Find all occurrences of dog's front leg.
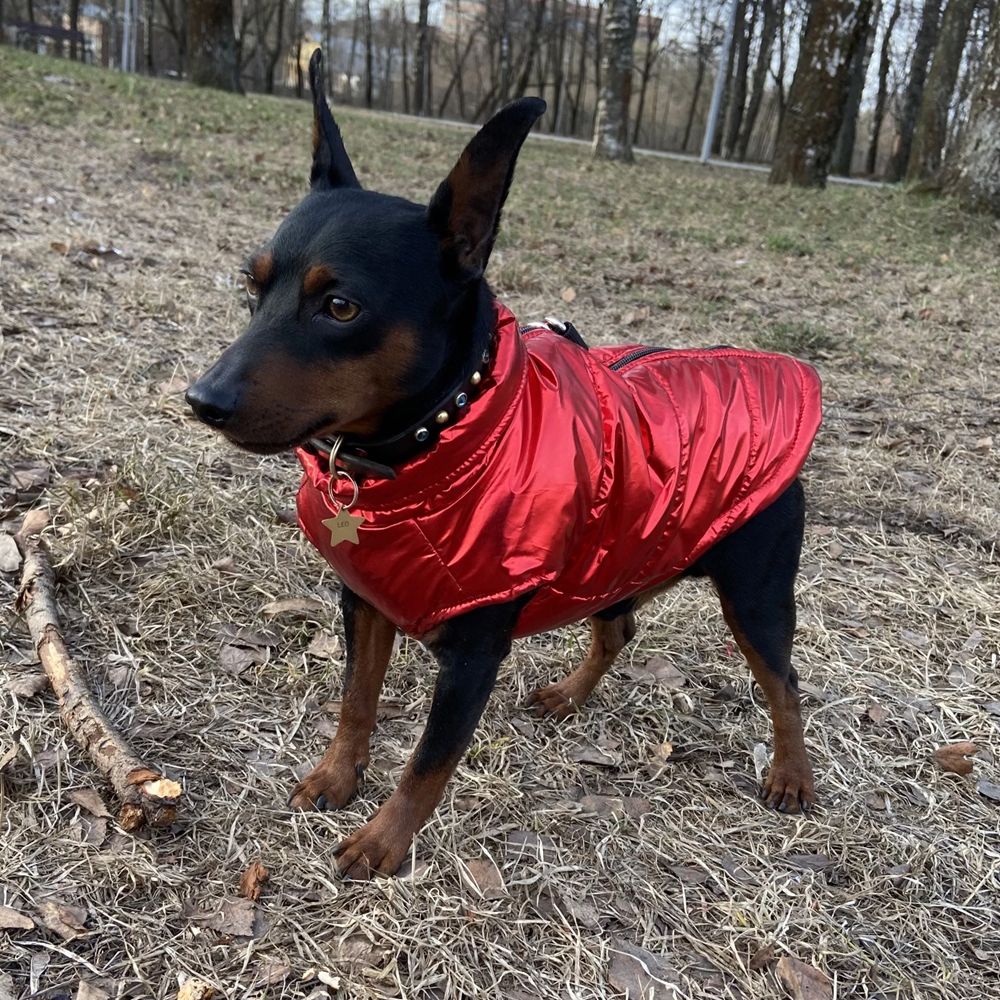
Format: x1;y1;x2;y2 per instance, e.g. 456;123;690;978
333;598;525;880
290;586;396;811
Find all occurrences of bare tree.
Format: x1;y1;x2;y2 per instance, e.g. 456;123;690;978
769;0;874;187
414;0;430;114
593;0;638;160
886;0;943;181
681;2;717;153
866;0;901;174
942;1;1000;212
734;0;779;160
831;1;879;175
188;0;241;90
907;0;979;182
722;0;757;158
363;0;373;106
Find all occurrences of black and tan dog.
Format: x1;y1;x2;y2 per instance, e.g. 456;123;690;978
187;51;820;879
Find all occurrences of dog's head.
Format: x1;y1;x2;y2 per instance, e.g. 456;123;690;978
186;50;545;453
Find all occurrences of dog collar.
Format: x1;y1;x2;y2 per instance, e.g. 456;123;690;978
308;345;493;481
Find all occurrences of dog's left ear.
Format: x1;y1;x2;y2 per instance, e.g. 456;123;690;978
428;97;546;279
309;49;361;190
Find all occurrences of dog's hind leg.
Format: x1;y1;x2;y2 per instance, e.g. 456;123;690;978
290;586;396;812
694;480;816;813
527;602;637;721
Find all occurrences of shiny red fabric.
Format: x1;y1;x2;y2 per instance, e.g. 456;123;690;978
296;303;822;638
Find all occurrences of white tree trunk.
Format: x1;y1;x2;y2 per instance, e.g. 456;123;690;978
593;0;638;162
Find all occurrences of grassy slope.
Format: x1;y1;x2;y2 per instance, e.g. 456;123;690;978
1;47;999;1000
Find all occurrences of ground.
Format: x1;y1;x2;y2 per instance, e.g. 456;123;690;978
1;48;999;1000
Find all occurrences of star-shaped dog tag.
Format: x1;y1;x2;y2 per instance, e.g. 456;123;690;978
322;510;364;546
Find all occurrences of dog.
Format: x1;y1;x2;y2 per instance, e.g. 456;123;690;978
186;50;822;880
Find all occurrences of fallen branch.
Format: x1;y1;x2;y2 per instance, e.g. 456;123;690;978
12;510;181;831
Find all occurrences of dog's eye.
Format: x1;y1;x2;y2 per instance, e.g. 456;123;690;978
327;297;360;323
241;272;260;314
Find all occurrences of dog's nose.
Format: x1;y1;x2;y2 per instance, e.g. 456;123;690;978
185;382;235;429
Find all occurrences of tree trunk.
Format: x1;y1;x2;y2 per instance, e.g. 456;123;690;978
363;0;373;108
550;0;569;134
632;0;659;145
769;0;873;187
735;0;779;161
907;0;978;183
414;0;430;114
722;0;757;158
322;0;332;92
143;0;154;71
514;0;547;99
712;1;742;156
866;0;901;175
570;1;591;135
682;51;707;152
942;3;1000;214
885;0;943;181
830;1;878;176
69;0;82;58
264;0;285;93
591;0;604;130
400;0;410;114
187;0;240;91
592;0;638;160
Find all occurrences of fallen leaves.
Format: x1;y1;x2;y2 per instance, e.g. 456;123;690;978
7;671;48;698
622;656;686;688
608;940;679;998
978;779;1000;803
259;596;326;619
560;286;576;303
460;856;505;898
177;980;217;1000
776;956;831;1000
36;899;88;941
0;534;20;572
569;743;621;767
239;860;270;901
68;787;112;818
933;741;978;776
0;905;34;931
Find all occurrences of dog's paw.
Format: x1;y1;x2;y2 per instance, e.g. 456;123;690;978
526;681;581;721
761;761;816;814
289;756;363;812
333;807;414;880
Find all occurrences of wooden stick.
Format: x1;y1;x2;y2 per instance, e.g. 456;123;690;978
13;511;181;831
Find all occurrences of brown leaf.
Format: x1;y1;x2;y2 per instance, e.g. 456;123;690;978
608;940;679;998
177;980;217;1000
50;240;70;254
19;508;50;536
668;865;709;885
0;534;20;573
239;860;270;901
210;556;238;574
76;981;111;1000
785;853;833;872
933;741;978;776
579;794;650;819
776;956;831;1000
749;943;775;971
560;286;576;303
461;857;505;898
0;734;20;773
10;463;50;489
865;703;888;724
306;630;341;659
259;596;327;619
506;830;559;860
0;905;34;931
623;657;685;688
68;787;112;818
255;961;291;986
569;743;621;767
219;643;265;676
978;779;1000;802
204;896;265;938
8;672;48;698
36;899;88;941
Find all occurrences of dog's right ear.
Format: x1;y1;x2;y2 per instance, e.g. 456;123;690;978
308;49;360;190
427;97;545;280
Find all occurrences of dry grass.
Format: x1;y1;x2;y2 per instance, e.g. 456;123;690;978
2;48;999;1000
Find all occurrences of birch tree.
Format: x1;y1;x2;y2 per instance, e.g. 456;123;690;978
943;2;1000;213
593;0;639;161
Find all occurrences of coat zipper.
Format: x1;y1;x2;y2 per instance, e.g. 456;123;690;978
608;346;671;371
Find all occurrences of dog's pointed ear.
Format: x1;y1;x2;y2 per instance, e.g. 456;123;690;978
427;97;545;279
309;49;361;190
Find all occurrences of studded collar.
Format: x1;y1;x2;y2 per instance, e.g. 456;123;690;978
307;344;493;481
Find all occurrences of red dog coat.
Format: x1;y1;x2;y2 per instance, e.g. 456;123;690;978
296;303;822;638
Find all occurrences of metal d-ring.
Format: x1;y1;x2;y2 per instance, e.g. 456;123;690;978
324;434;360;511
